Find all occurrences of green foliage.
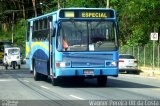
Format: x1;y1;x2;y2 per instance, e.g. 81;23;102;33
128;25;145;46
115;0;160;46
65;0;88;7
0;30;12;41
13;19;26;55
0;19;26;56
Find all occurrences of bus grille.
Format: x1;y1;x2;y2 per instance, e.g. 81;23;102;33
63;53;114;68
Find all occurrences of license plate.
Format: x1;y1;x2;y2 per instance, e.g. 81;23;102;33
83;70;94;75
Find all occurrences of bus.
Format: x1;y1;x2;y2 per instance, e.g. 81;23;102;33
0;41;12;63
26;8;119;86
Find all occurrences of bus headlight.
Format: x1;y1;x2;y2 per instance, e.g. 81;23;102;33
110;62;117;66
105;61;118;67
56;62;71;68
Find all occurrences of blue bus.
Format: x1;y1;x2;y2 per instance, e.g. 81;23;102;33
26;8;119;86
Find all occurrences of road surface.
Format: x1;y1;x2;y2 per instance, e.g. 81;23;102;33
0;65;160;106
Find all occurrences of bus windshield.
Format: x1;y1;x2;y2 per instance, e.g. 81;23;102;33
57;21;118;51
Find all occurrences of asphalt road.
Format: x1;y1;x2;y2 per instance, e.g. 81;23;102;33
0;65;160;106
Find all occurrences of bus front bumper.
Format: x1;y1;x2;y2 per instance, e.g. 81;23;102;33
54;68;118;78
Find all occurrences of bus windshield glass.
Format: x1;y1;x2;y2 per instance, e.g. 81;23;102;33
57;21;118;51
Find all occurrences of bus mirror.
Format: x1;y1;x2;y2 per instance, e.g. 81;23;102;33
4;53;7;56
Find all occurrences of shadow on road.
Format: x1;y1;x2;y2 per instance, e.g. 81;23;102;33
107;78;159;88
51;77;159;89
0;68;159;89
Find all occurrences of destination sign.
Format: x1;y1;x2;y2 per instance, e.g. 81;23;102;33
81;12;107;18
59;9;114;18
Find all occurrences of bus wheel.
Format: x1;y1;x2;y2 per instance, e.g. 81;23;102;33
33;65;40;81
97;76;107;87
51;77;59;86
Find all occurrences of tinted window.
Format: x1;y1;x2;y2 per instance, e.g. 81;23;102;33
32;16;52;41
57;21;118;51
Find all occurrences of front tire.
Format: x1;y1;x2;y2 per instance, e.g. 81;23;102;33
33;65;40;81
51;77;59;86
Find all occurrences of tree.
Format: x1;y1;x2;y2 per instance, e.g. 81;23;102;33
114;0;160;46
32;0;37;17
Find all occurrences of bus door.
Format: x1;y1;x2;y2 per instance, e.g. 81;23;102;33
27;21;33;71
49;14;57;76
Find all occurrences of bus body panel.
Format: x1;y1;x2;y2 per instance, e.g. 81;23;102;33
54;51;118;77
63;53;114;67
27;41;49;75
26;12;58;73
55;68;118;77
26;8;119;85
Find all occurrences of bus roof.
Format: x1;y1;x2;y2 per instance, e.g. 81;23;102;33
27;8;116;22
